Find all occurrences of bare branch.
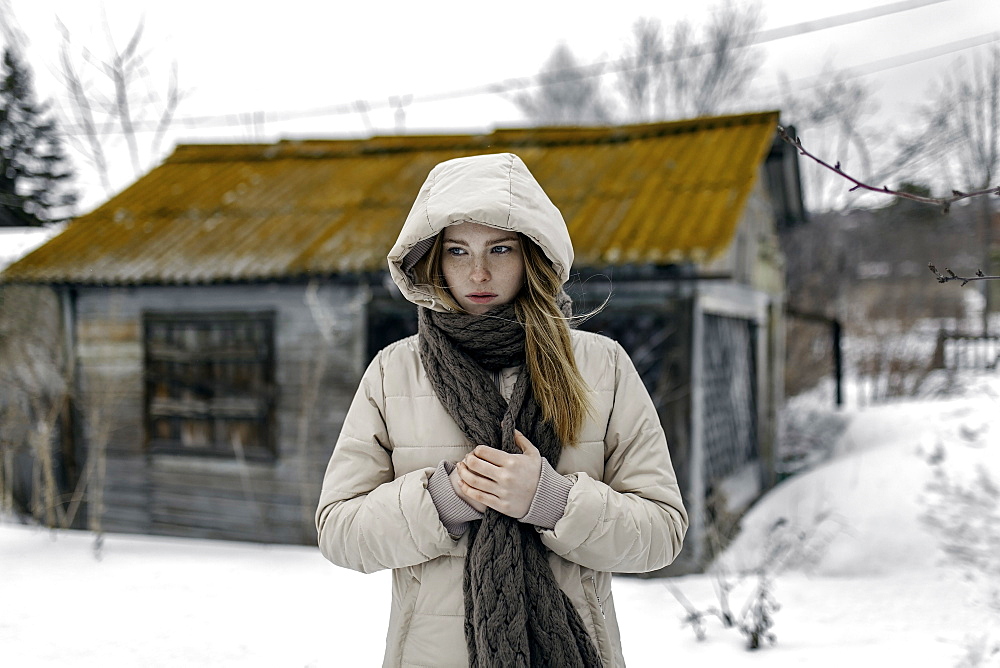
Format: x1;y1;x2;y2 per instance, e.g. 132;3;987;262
151;61;180;156
777;125;1000;212
55;13;180;192
106;20;145;176
0;0;28;54
56;19;113;195
928;263;1000;286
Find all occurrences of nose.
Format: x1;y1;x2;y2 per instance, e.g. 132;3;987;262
470;259;490;283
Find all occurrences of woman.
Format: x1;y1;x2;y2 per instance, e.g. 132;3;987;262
316;152;688;667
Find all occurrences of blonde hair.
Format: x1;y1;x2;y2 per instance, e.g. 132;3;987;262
412;231;591;446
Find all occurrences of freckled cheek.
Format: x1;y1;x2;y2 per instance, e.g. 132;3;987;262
505;262;526;292
440;261;463;289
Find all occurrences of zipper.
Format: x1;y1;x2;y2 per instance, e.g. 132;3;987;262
587;576;605;618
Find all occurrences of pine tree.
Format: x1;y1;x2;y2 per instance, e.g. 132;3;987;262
0;47;77;227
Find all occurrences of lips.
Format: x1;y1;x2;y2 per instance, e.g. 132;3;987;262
466;293;497;304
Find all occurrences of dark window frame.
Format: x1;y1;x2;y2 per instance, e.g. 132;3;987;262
142;311;277;462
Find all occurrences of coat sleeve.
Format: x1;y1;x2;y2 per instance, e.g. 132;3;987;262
315;351;464;574
538;341;689;572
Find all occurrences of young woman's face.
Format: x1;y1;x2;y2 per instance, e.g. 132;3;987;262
440;222;526;315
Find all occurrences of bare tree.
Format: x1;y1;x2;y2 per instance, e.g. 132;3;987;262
662;1;763;119
616;18;669;123
512;43;614;126
928;47;1000;333
56;16;181;198
0;0;26;55
519;2;762;127
933;47;1000;202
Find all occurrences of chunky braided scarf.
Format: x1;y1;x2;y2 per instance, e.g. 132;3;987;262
418;301;601;668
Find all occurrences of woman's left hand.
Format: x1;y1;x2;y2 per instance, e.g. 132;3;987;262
454;430;541;519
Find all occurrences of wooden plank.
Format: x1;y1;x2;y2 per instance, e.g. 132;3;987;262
101;505;152;530
150;477;305;507
151;490;306;520
149;520;307;545
149;500;312;543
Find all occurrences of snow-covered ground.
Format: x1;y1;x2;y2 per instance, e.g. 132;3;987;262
3;370;999;667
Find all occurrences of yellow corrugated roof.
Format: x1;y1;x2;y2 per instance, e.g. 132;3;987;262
1;111;779;285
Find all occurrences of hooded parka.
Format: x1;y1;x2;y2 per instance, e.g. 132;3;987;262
316;153;688;667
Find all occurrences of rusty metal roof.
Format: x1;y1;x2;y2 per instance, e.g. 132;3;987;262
1;111;780;285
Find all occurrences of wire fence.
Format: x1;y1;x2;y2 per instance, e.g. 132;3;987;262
701;314;758;484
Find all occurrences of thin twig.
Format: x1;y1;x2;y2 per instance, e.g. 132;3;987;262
776;125;1000;213
928;263;1000;286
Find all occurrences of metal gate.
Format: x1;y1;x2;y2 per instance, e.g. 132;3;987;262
701;313;757;483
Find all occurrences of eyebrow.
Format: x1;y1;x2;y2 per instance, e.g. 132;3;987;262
443;235;520;246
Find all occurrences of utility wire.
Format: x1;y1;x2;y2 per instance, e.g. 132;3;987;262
55;0;981;136
759;31;1000;95
750;0;948;44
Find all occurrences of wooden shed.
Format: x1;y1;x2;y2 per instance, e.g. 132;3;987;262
1;111;801;570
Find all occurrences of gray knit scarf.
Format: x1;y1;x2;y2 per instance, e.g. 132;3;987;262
418;300;601;668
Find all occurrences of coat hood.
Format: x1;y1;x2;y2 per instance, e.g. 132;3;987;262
387;152;573;312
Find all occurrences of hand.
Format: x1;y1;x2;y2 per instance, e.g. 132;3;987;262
449;465;487;513
453;430;541;519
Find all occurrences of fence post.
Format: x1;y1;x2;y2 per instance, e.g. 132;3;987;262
833;319;843;407
932;327;946;370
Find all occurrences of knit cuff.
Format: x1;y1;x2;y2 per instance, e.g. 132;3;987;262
427;460;483;536
518;458;573;530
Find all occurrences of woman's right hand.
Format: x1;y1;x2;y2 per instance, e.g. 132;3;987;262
449;464;488;513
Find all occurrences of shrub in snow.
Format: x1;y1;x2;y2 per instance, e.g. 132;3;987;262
923;461;1000;610
668;512;839;650
737;573;778;650
668;567;779;650
922;442;1000;667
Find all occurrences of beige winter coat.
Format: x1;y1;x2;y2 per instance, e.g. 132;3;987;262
316;153;688;667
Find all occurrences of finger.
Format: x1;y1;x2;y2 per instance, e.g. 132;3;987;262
456;473;499;509
462;453;502;481
513;430;539;455
457;461;499;495
470;444;512;467
455;475;490;505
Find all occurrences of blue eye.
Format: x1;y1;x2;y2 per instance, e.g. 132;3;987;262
446;247;466;256
492;246;511;254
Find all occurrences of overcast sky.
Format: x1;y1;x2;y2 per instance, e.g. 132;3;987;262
5;0;999;210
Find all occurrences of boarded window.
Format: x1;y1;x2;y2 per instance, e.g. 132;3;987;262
143;312;276;460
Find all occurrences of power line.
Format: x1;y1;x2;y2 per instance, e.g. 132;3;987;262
760;31;1000;96
750;0;948;45
55;0;979;136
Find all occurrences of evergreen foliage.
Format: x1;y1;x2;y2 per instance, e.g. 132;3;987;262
0;48;77;226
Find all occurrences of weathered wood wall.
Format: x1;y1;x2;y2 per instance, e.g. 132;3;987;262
74;282;366;545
